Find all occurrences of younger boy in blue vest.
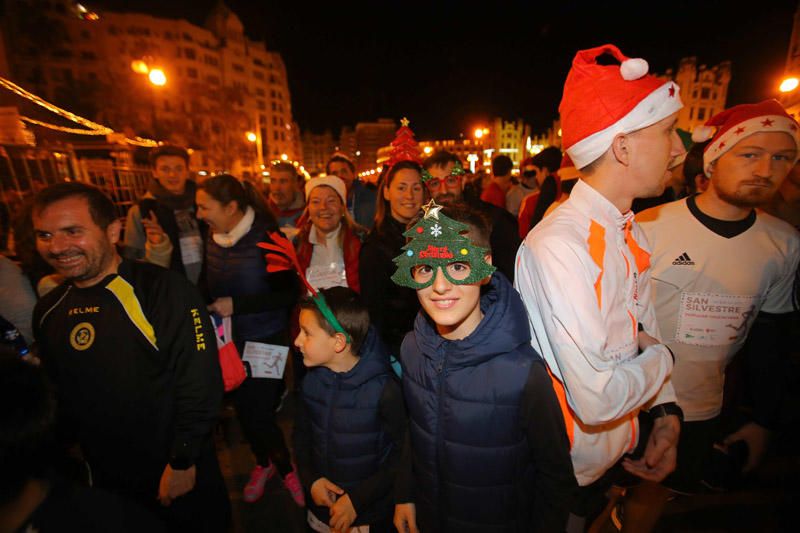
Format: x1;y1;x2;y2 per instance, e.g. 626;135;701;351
392;200;576;532
293;286;406;532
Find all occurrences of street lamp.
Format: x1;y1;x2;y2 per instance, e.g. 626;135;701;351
245;131;257;143
148;68;167;87
780;77;799;93
474;128;484;139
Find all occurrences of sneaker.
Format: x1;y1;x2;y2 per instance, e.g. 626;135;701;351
282;467;306;507
243;462;276;503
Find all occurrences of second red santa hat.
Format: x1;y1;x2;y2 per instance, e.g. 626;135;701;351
559;44;683;170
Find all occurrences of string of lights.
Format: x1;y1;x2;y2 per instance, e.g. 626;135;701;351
0;75;160;147
20;116;108;135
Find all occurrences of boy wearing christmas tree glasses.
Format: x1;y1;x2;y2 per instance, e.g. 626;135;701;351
392;200;575;533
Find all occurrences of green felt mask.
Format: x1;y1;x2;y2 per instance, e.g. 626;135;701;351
391;199;495;289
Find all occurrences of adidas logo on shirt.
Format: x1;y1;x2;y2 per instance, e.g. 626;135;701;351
672;252;695;266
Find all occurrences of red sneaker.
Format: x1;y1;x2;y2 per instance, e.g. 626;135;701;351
243;462;276;503
282;467;306;507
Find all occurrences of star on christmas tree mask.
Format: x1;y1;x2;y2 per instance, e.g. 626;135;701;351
391;199;496;289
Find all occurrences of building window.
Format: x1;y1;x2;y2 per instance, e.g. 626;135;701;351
701;87;710;99
187;68;198;79
713;92;717;99
255;88;265;97
698;108;706;121
206;75;220;84
184;48;196;60
273;116;278;126
204;55;218;66
257;100;266;110
80;51;96;60
274;131;279;141
270;89;276;98
233;63;244;72
281;132;285;141
253;70;264;80
689;108;694;120
693;90;698;99
272;102;277;112
183;33;193;42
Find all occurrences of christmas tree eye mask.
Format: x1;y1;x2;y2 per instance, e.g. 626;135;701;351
391;199;496;289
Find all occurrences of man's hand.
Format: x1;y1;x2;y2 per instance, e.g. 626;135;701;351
329;493;357;532
638;330;661;353
207;297;234;318
143;212;167;245
158;464;196;506
394;503;419;533
723;422;771;472
622;414;680;482
309;477;343;508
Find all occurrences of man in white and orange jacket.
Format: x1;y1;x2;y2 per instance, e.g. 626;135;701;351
515;44;685;529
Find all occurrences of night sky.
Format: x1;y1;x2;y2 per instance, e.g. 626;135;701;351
92;0;799;139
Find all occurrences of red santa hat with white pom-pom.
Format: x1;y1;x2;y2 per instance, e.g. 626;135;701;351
559;44;683;169
690;99;800;176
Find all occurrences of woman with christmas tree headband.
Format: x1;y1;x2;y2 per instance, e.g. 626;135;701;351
360;117;426;358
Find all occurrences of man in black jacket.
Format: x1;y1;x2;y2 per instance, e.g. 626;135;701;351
422;150;520;282
32;182;229;531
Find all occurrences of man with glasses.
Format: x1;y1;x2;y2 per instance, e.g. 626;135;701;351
422;151;520;282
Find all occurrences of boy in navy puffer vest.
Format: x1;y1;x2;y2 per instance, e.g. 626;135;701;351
293;287;406;533
391;201;576;533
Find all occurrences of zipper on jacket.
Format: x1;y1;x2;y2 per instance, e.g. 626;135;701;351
435;344;447;530
326;374;339;477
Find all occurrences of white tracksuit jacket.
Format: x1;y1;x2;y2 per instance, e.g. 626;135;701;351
515;179;676;486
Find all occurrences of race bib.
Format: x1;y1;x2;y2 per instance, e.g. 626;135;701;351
306;262;347;291
242;342;289;379
675;292;760;347
179;234;203;265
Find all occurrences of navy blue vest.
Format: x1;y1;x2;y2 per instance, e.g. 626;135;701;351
301;327;394;524
400;273;538;532
204;213;287;340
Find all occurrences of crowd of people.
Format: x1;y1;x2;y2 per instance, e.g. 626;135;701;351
1;42;800;533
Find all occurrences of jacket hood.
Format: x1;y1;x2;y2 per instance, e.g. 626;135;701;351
311;326;391;389
412;272;532;368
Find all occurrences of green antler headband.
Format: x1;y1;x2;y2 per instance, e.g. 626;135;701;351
420;160;466;183
257;231;352;344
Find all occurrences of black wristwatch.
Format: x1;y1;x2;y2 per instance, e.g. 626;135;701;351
649;402;683;423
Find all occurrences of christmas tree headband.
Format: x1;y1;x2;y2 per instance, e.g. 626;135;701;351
391;199;496;289
386;117;423;170
257;232;352;343
420;160;466;183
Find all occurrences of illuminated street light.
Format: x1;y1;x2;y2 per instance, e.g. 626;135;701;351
474;128;484;139
281;153;288;161
131;60;149;74
245;131;257;142
780;77;799;93
148;68;167;86
423;146;433;154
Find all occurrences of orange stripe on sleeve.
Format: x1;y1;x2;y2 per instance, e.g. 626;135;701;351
587;220;606;310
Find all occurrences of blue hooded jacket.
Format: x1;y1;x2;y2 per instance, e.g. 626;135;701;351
400;272;541;532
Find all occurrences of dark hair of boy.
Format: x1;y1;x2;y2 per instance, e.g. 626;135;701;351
408;201;492;249
32;182;118;230
0;353;57;505
422;150;462;170
298;286;370;355
148;144;190;166
491;155;513;176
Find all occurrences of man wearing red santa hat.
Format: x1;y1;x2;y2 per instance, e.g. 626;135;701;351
633;100;800;530
515;43;685;530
